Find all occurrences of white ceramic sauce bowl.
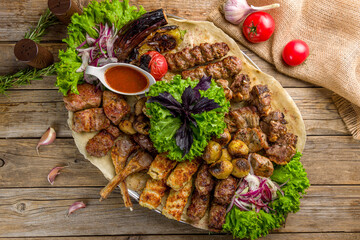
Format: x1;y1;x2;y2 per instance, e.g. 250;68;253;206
85;63;156;95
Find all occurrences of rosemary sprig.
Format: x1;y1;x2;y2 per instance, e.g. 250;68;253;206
24;8;59;43
0;64;56;95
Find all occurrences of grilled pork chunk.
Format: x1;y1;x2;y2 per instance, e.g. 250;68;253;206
260;111;287;142
103;91;130;125
86;130;115;157
224;112;238;133
105;124;121;138
266;133;298;165
72;108;110;133
230;106;260;129
181;56;242;80
186;189;210;222
250;85;272;117
133;133;157;154
63;83;102;112
165;42;230;71
234;128;269;153
230;74;251;102
208;203;227;232
213;175;237;205
249;153;274;178
216;79;233;101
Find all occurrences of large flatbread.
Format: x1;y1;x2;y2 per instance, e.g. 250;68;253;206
68;19;306;230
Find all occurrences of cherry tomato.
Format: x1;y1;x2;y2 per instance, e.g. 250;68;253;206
282;40;309;66
242;12;275;43
144;51;168;81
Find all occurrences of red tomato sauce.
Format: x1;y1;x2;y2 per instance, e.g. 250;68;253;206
105;66;148;93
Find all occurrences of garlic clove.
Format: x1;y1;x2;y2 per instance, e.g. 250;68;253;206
36;127;56;155
67;201;86;216
47;166;67;185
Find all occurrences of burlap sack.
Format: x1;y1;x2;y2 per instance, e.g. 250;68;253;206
209;0;360;139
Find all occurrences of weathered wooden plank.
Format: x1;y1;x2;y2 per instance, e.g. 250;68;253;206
4;233;360;240
0;88;349;138
0;186;358;237
0;136;359;188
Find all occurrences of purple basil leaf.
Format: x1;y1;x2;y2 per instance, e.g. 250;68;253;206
175;119;194;157
188;115;197;128
190;97;221;114
193;75;212;99
148;92;182;117
181;86;197;109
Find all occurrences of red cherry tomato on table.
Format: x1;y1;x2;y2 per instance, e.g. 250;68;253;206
242;12;275;43
282;40;310;66
143;51;168;81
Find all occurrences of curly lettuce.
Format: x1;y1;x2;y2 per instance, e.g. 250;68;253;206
223;152;310;240
146;75;229;161
55;0;146;95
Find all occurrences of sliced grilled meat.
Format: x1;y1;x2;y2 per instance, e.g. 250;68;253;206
103;91;131;125
63;83;102;112
249;153;274;178
214;175;237;205
208;203;227;232
250;85;272;117
230;106;260;129
195;164;215;196
234;128;269;152
216;79;233;101
133;133;157;154
230;74;251;102
165;42;230;71
186;190;210;222
266;133;298;165
181;56;242;80
86;130;115;157
72;108;110;133
260;111;287;142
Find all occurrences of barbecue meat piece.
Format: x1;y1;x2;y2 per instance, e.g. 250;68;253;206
213;175;237;205
208;203;227;232
63;83;102;112
250;85;272;116
165;42;230;71
103;91;130;125
133;134;157;154
212;128;231;146
224;112;237;133
186;190;210;222
230;74;251;102
166;158;201;191
195;164;215;196
139;178;168;210
230;106;260;129
111;134;139;174
106;124;121;138
266;133;298;165
72;108;110;133
234;128;269;152
216;79;233;101
260;111;287;142
250;153;274;178
86;130;115;157
148;153;177;180
181;56;242;80
133;114;150;135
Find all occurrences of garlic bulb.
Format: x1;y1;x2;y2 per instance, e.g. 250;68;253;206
223;0;280;24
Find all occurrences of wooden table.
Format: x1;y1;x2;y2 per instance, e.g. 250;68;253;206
0;0;359;239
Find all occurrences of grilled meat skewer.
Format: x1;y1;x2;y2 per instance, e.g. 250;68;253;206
165;42;230;71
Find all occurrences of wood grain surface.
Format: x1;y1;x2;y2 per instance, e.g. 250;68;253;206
0;0;359;239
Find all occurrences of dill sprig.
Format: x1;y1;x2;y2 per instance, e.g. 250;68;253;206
0;64;56;95
24;8;59;43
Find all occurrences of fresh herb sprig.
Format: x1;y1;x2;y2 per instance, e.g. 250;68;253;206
24;8;58;43
0;64;56;95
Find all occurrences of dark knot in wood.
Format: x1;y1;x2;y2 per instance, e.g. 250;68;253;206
0;158;5;167
16;203;26;213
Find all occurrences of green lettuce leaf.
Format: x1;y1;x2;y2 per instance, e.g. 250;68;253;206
223;152;310;240
146;75;229;161
56;0;146;95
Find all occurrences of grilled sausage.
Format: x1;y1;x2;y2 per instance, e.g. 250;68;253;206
186;190;210;222
208;203;227;232
213;175;237;205
195;164;215;196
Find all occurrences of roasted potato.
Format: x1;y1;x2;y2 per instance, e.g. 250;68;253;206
209;160;234;179
135;97;147;116
218;148;232;162
133;114;150;135
119;119;137;135
231;158;250;178
228;139;249;157
212;128;231;146
202;141;222;164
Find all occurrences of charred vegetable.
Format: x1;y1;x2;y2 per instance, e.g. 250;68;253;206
231;158;250;178
114;9;168;61
209;160;234;179
140;51;168;81
202;141;222;164
219;148;232;162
